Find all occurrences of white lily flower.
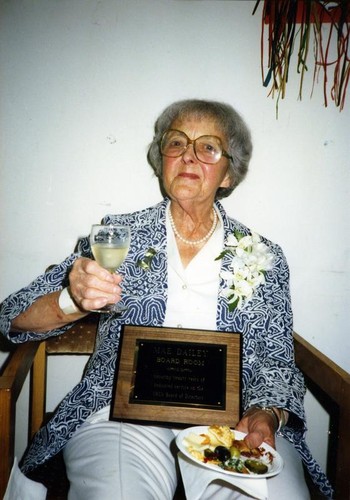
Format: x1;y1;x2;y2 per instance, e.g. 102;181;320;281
237;234;253;249
233;277;254;298
230;256;246;272
218;230;274;311
226;233;239;247
251;232;261;244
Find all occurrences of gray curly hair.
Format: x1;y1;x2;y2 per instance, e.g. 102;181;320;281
147;99;252;199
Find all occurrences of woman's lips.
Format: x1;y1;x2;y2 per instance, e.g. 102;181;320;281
178;172;199;179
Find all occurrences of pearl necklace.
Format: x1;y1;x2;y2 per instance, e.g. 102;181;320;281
169;207;218;246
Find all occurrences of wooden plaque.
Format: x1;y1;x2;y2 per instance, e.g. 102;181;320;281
111;325;241;427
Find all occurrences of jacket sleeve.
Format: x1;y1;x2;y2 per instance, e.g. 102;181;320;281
0;236;91;343
242;242;306;431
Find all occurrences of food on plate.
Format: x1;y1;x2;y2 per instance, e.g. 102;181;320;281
182;431;211;450
245;459;269;474
182;425;234;456
207;424;234;448
182;425;274;475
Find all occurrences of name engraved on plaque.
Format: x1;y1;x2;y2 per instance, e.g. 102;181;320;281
130;340;226;409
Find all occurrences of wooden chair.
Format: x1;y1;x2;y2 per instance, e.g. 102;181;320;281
1;318;349;499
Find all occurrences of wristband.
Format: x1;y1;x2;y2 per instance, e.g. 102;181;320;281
58;287;79;315
244;406;286;432
259;407;279;432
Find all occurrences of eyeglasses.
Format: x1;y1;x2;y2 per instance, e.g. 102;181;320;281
160;129;232;164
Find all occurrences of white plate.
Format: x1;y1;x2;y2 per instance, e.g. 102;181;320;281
176;426;283;479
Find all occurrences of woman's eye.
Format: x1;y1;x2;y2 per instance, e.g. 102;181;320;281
170;140;182;147
202;142;219;154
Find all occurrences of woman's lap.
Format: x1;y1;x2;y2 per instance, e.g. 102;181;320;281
63;421;178;500
63;421;310;500
268;437;310;499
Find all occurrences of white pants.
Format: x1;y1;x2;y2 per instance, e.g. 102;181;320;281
3;457;47;500
4;420;311;500
63;421;177;500
63;420;310;500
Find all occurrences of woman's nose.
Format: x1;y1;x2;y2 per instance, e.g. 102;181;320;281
182;143;197;163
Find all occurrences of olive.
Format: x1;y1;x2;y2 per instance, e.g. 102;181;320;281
214;445;231;462
204;448;217;459
244;459;268;474
229;446;240;458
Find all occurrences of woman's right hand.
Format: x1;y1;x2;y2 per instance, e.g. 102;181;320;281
69;257;122;312
235;407;276;450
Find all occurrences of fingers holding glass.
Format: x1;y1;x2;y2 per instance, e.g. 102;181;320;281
68;257;122;312
89;224;130;313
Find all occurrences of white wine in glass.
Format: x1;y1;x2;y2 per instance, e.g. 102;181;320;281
90;224;130;313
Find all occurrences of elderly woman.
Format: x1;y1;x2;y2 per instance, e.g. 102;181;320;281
1;100;332;499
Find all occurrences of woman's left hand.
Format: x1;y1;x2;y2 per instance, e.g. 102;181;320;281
235;408;276;449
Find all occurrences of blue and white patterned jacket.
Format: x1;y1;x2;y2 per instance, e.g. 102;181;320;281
0;199;332;497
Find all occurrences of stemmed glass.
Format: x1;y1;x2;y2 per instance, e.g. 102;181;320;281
90;224;130;313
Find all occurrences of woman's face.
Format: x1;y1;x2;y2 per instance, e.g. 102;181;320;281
161;116;231;206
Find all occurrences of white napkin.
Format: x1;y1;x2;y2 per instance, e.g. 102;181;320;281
3;457;47;500
178;452;268;500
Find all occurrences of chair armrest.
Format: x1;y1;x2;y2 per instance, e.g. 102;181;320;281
0;341;42;498
294;332;350;404
0;316;98;498
294;332;350;499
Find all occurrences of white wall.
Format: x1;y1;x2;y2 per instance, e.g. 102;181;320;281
1;0;349;472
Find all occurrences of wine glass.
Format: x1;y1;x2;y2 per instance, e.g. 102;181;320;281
90;224;130;313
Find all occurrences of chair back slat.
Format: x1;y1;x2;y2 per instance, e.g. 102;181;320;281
45;318;98;355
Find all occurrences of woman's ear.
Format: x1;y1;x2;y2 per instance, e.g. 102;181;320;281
220;170;232;188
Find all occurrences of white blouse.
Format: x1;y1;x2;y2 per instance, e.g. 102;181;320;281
164;205;224;331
